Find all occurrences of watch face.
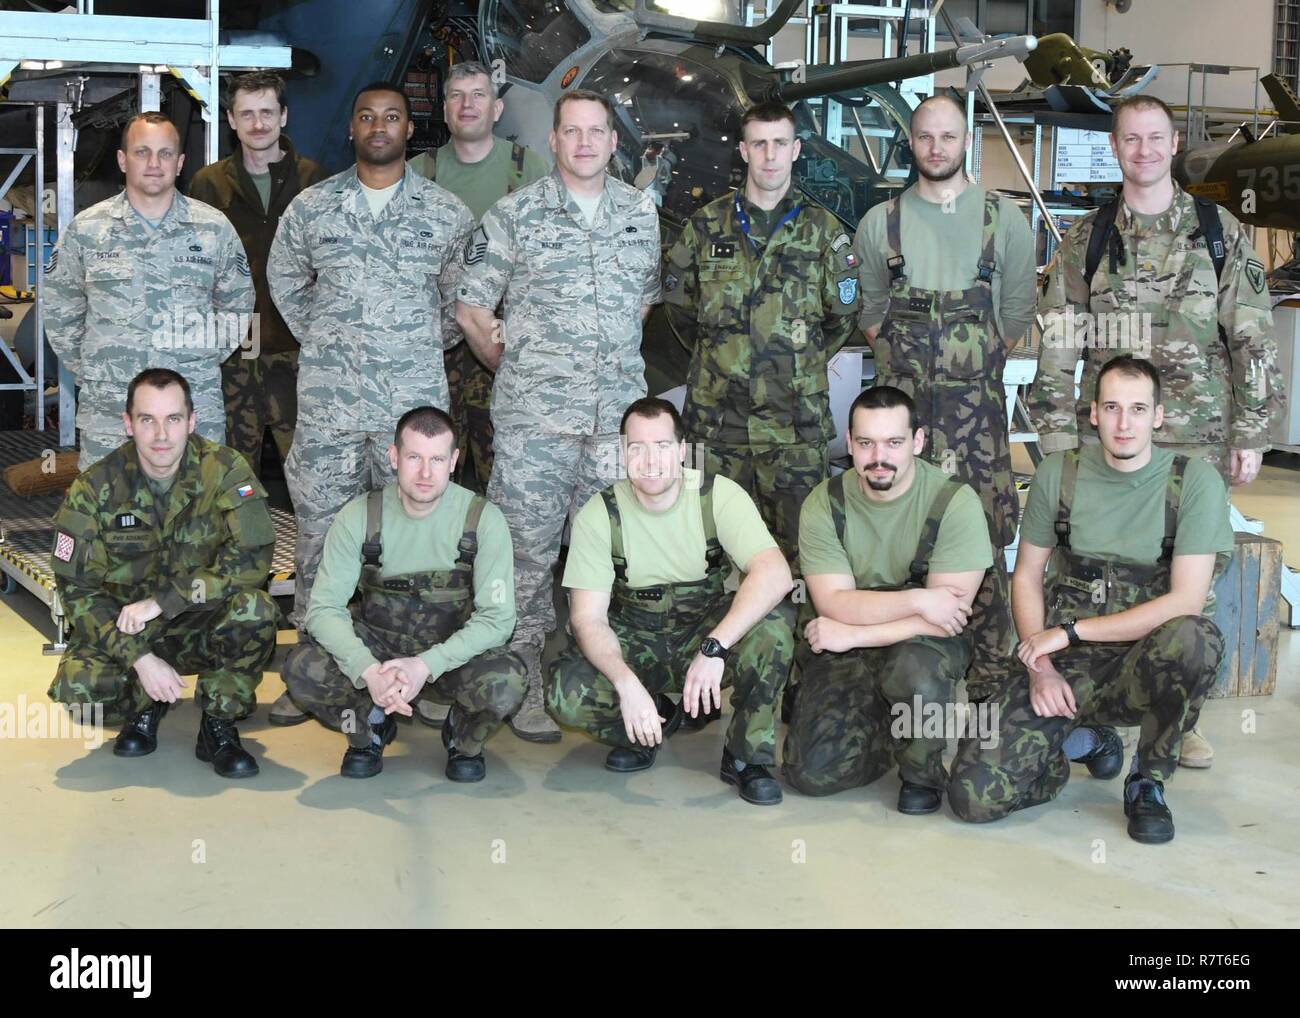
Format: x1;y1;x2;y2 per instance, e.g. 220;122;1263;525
701;638;723;657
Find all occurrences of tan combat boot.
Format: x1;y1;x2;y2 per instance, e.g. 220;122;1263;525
508;643;560;744
1179;726;1214;769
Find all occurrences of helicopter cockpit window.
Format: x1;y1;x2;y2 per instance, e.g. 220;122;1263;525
483;0;592;84
581;50;745;225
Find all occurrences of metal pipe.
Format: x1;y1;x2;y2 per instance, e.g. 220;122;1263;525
34;104;44;432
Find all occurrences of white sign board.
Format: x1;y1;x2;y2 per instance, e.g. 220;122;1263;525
1053;128;1122;186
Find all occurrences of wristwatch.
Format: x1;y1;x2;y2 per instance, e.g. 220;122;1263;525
1062;617;1082;646
699;636;729;661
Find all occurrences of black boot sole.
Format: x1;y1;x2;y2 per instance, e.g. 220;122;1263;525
1128;823;1175;845
113;739;157;758
195;742;260;779
720;767;783;806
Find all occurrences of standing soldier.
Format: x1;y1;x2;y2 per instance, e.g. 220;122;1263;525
267;82;473;729
407;61;547;731
45;112;255;470
854;94;1037;706
189;71;328;481
410;61;548;498
1030;93;1282;767
282;406;525;780
455;90;661;742
663;100;860;565
48;369;278;778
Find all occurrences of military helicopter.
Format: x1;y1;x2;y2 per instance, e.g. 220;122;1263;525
1175;73;1300;233
479;0;1036;385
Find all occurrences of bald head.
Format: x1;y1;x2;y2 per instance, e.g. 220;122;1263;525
910;94;969;184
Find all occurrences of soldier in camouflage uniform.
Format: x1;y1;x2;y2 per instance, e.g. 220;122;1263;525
44;112;255;470
48;369;277;778
455;90;661;743
951;358;1232;844
663;100;860;565
409;61;549;498
267;82;473;666
547;399;794;804
1030;94;1282;767
854;95;1038;705
783;387;992;815
282;407;525;780
189;71;329;480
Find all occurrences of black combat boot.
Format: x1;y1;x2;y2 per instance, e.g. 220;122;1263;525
898;780;943;815
340;714;397;779
442;709;486;783
195;713;259;778
1072;725;1125;779
1124;773;1175;844
113;700;170;757
720;747;783;805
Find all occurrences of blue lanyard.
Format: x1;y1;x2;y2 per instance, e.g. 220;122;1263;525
733;190;802;251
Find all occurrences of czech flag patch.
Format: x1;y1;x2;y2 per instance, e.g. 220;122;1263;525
236;483;255;498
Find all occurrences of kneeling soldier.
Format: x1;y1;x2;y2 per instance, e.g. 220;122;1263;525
49;368;278;777
949;356;1231;843
282;406;525;780
548;398;794;805
783;386;991;815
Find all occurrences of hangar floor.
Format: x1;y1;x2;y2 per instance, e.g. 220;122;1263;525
0;460;1297;929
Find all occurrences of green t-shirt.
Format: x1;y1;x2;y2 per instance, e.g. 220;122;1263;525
305;482;516;686
799;458;993;588
249;170;272;212
1019;444;1232;563
408;137;549;221
563;469;778;591
853;183;1037;344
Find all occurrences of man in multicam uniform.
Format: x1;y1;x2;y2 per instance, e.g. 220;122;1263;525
189;70;328;482
45;112;254;471
455;89;661;743
854;94;1037;708
783;386;991;816
267;82;473;726
48;369;277;778
1030;94;1282;767
951;357;1232;844
547;398;794;805
281;406;525;781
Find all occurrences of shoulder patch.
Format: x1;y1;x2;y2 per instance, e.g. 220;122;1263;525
838;277;858;305
235;252;251;277
664;272;679;293
45;248;58;274
1245;258;1266;295
830;233;851;252
463;224;489;267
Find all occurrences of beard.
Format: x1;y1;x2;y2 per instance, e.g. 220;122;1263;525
917;154;964;183
862;462;897;491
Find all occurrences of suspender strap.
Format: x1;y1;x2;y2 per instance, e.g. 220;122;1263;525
1161;456;1188;563
884;197;906;283
1054;450;1079;550
455;496;486;571
361;489;384;567
908;477;963;586
601;487;628;584
827;472;848;547
975;192;999;284
699;473;726;574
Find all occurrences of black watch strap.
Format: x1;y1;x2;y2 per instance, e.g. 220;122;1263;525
700;637;729;660
1063;618;1081;646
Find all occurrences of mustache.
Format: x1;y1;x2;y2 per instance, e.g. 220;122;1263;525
863;462;896;473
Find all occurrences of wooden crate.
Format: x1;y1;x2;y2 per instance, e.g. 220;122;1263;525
1208;533;1283;697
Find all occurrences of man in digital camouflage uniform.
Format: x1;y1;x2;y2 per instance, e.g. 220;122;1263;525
282;406;525;780
783;386;991;816
48;369;277;778
548;398;794;805
1030;94;1281;767
455;90;661;743
267;82;473;726
951;357;1232;844
45;112;254;470
854;94;1037;707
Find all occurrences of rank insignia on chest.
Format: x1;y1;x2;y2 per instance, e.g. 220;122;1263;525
710;242;735;259
115;514;139;529
236;483;255;498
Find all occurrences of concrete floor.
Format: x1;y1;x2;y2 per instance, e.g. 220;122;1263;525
1;461;1297;928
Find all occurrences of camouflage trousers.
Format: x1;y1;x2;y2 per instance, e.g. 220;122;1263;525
546;603;794;764
48;589;277;720
948;614;1224;823
281;622;526;755
964;550;1016;703
783;634;971;795
285;425;394;626
221;348;298;480
488;424;621;660
445;342;494;495
694;439;828;568
77;382;225;472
